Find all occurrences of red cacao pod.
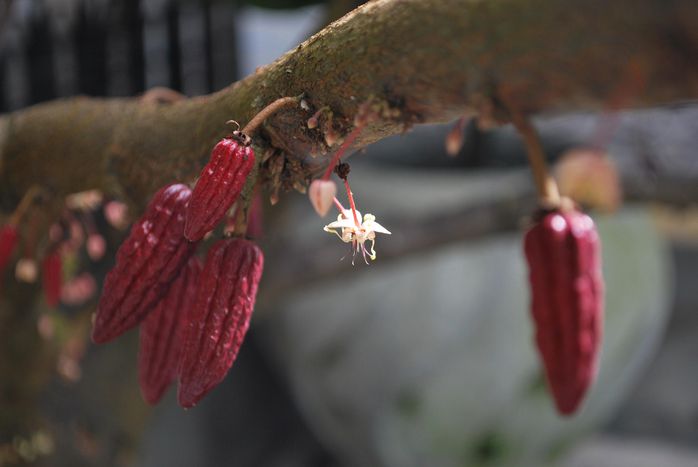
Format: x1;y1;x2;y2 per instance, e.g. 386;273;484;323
524;209;604;415
0;225;19;276
92;184;196;344
184;137;255;241
138;256;202;405
177;238;263;408
246;193;264;239
42;249;62;308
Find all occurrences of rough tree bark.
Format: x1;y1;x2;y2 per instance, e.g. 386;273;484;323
1;0;697;214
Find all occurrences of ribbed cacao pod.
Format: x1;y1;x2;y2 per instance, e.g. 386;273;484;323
42;249;62;308
177;238;263;408
138;256;202;405
0;225;19;277
524;208;604;415
92;184;196;344
184;136;255;242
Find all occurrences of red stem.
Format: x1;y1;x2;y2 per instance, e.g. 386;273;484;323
343;179;360;227
322;125;363;180
333;197;346;213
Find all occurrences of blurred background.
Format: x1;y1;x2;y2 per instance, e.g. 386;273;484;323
2;1;698;466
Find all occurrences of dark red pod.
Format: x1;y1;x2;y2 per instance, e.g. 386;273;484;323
92;184;197;344
184;136;255;242
524;208;604;415
42;249;62;308
246;193;264;240
177;238;263;408
0;225;19;277
138;256;202;405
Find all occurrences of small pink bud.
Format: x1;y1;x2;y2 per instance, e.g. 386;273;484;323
309;179;337;217
48;223;63;243
324;127;340;147
65;190;103;211
37;314;55;339
445;116;468;157
86;234;106;260
445;126;464;156
554;148;622;213
61;273;97;306
104;201;129;230
57;355;82;382
16;258;38;283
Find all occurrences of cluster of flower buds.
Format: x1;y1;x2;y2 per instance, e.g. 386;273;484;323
91;125;264;408
0;187;128;312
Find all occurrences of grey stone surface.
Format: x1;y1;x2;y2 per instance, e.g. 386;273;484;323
565;436;698;467
257;162;672;467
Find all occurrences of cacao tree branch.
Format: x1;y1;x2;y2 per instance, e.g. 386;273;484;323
1;0;697;212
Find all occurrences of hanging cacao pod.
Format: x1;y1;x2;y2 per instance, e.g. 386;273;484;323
523;208;604;416
177;238;263;408
42;249;62;308
184;136;255;241
92;184;196;344
0;225;19;278
138;256;202;405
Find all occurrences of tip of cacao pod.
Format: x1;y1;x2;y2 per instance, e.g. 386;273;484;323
183;222;205;242
176;383;203;409
554;392;585;416
91;308;121;344
90;325;110;345
140;384;167;406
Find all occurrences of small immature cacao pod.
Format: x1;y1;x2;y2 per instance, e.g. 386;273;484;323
138;256;202;405
0;225;19;277
92;184;196;344
42;249;62;308
246;193;264;239
524;208;604;416
177;238;264;408
184;136;255;241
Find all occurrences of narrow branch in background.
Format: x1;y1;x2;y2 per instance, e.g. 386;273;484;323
9;186;42;226
242;96;302;136
592;59;647;149
0;0;697;211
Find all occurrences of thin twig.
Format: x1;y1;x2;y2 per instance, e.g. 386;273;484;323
500;91;560;207
9;186;42;226
322;125;363;180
